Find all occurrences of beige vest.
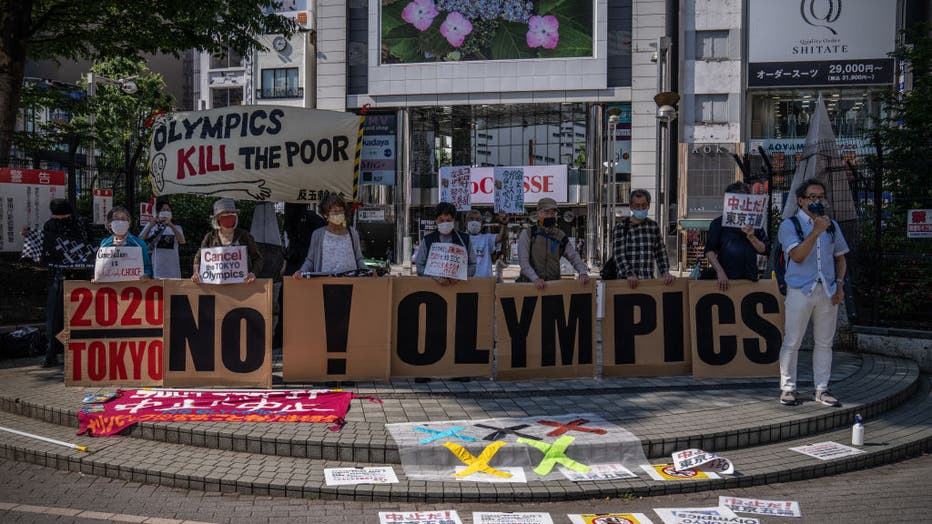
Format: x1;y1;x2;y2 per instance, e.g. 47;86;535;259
529;227;566;281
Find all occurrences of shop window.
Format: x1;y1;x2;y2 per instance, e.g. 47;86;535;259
260;68;301;99
210;48;243;69
685;144;736;216
695;31;730;60
211;87;243;108
695;95;729;123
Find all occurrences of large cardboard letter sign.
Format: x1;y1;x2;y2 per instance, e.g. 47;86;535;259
495;281;596;380
602;279;692;377
60;281;164;387
283;277;392;381
689;280;784;378
391;277;494;378
164;279;273;387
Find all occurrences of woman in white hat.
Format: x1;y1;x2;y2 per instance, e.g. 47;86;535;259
191;198;262;283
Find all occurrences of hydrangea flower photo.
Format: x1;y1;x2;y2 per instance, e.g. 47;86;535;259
381;0;593;63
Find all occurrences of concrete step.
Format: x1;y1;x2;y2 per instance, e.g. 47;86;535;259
0;374;928;502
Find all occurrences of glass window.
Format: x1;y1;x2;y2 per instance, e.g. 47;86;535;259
695;30;729;60
695;94;728;123
685;144;737;216
210;48;244;69
260;68;300;99
211;87;243;108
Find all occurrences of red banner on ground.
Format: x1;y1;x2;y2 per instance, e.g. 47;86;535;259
77;388;355;436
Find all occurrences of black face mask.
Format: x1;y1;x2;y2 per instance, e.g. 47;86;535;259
541;217;556;228
807;201;826;216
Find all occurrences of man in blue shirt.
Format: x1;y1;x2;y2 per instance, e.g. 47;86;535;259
778;179;849;407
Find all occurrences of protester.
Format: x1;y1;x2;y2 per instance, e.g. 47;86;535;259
415;202;476;284
99;206;153;279
139;199;185;278
778;179;849;407
39;199;94;367
283;203;327;276
613;189;674;289
517;197;589;289
465;208;506;278
192;198;261;284
294;193;368;277
704;182;770;291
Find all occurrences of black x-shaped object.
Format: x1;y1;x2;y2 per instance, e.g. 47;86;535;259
474;423;536;441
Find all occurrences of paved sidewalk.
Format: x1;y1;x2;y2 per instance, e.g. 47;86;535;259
0;454;929;523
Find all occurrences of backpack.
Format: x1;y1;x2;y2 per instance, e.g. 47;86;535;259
771;215;835;295
601;219;631;280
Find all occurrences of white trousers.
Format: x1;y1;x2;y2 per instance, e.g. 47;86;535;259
779;283;838;392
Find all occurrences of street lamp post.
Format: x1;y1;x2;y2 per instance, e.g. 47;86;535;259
605;109;620;265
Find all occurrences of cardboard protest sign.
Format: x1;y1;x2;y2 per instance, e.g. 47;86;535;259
198;246;248;284
439;166;472;211
474;513;554;524
282;277;392;382
324;466;399;486
569;514;655;524
494;167;525;214
0;168;66;253
424;242;469;280
602;279;691;377
390;277;494;378
94;246;145;282
163;279;272;387
60;281;164;387
148;106;360;202
92;188;113;225
688;280;783;378
722;193;768;229
495;281;596;380
788;441;865;461
718;496;801;518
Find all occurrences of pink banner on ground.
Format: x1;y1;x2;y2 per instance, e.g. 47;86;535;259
77;389;361;436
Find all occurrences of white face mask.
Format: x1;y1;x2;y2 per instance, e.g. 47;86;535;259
110;220;130;236
159;210;172;220
436;221;455;235
467;221;482;234
328;213;346;226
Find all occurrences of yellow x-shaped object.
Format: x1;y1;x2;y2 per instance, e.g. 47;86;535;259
443;440;512;478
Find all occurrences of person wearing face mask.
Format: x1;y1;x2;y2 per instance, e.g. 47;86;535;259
778;178;849;408
464;209;507;278
191;198;261;284
704;182;770;291
139;200;185;278
613;189;675;289
99;206;153;279
517;197;590;290
415;202;476;284
293;193;368;277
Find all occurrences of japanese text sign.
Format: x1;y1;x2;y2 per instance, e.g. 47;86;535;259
425;242;468;281
722;193;768;229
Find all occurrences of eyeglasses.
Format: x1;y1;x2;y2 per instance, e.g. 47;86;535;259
804;194;827;202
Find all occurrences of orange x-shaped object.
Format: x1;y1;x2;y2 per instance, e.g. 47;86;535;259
443;440;511;478
536;418;608;437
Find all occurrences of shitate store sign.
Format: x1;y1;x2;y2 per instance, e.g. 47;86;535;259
148;106;359;202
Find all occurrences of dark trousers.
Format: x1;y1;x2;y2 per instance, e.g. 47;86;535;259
44;272;65;363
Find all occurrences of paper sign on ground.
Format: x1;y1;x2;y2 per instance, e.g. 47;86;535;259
718;496;802;518
424;242;468;280
664;512;758;524
653;507;740;524
640;464;720;481
323;466;398;486
569;513;655;524
94;246;145;282
788;441;865;461
198;246;248;284
454;466;527;483
671;449;734;474
473;512;553;524
439;166;472;211
722;193;768;228
494;167;525;214
380;510;462;524
560;463;638;482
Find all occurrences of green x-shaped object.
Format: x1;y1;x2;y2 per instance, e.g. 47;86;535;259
517;435;590;476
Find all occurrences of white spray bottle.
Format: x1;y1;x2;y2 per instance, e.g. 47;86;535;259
851;413;864;446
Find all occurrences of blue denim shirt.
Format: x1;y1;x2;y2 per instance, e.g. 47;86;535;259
779;210;849;297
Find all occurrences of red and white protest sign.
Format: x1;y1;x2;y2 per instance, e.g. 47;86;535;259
907;209;932;238
198;246;248;284
424;242;468;280
718;496;801;518
0;167;66;252
672;448;735;474
439;166;472;211
722;193;768;228
93;188;113;225
140;198;155;226
94;246;145;282
468;165;568;205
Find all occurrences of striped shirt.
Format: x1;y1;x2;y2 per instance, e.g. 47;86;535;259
612;218;669;279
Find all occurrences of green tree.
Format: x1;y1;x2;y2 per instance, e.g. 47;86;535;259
0;0;298;164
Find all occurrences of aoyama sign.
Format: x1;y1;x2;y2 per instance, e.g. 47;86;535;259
748;0;896;87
